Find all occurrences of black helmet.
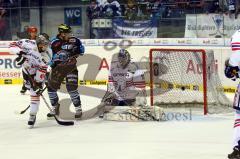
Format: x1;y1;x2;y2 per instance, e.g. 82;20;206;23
58;24;72;33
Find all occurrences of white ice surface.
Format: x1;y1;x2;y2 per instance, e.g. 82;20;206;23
0;85;235;159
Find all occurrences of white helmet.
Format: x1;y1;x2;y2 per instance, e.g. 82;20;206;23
118;49;131;68
36;33;49;52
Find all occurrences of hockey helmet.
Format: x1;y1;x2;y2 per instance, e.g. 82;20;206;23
36;34;50;52
58;24;72;33
118;49;131;67
27;26;38;33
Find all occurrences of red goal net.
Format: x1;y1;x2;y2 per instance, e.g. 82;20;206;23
149;48;231;115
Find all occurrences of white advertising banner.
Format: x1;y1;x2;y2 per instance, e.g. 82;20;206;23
112;19;158;38
185;14;240;38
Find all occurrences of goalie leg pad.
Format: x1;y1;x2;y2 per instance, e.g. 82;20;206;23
102;106;163;121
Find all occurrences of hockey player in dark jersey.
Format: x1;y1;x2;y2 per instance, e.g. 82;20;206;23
47;24;85;119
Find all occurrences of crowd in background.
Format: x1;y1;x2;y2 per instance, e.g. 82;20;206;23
0;0;17;40
86;0;239;20
1;0;240;40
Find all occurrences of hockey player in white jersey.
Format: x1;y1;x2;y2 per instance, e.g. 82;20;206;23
103;49;146;106
9;34;50;128
225;29;240;159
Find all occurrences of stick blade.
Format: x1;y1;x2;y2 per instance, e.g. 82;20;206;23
54;116;74;126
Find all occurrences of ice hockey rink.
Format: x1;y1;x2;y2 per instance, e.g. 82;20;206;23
0;85;235;159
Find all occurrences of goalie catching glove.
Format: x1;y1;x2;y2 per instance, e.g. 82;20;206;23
225;59;239;81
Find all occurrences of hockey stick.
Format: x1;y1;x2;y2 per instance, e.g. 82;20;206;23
25;69;74;126
14;105;30;115
14;86;48;115
59;85;112;120
40;93;74;126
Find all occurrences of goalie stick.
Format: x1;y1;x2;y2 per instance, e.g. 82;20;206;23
58;85;114;120
58;85;160;121
25;69;74;126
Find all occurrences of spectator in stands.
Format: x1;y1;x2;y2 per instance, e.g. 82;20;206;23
87;0;101;20
87;0;103;39
228;0;240;19
124;0;138;20
17;25;29;39
0;3;11;40
101;0;122;18
206;0;221;13
219;0;228;13
146;0;167;18
97;0;107;6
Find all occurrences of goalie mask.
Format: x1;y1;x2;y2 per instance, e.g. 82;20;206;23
36;34;50;52
118;49;131;68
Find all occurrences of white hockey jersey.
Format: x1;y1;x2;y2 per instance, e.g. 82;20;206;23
108;61;146;101
9;39;48;83
229;30;240;66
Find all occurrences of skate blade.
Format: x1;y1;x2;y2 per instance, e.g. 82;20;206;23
75;114;82;120
47;116;55;120
28;125;34;129
75;117;82;121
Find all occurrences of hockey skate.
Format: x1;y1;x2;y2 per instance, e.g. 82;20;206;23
228;146;240;159
75;106;82;119
47;103;60;119
28;114;36;128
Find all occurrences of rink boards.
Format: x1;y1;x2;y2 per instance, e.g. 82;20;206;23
0;38;236;93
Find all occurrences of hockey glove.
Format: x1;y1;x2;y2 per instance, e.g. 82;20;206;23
15;51;27;66
33;82;43;95
79;45;85;55
225;65;239;80
72;45;85;56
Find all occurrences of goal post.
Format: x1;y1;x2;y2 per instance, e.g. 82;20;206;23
149;48;231;115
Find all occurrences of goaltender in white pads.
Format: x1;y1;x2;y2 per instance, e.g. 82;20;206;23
101;49;162;121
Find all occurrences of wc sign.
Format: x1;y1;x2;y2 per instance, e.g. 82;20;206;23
64;7;82;26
